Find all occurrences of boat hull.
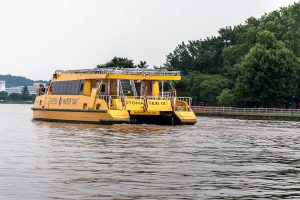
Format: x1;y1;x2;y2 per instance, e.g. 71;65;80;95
130;111;197;125
32;108;130;124
32;108;196;125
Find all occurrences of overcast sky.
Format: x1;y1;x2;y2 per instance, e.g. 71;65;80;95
0;0;297;80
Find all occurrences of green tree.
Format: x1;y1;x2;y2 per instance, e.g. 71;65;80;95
21;85;30;102
29;94;36;102
8;93;22;102
0;91;8;101
136;61;148;68
98;57;135;68
217;89;235;106
165;2;300;107
186;74;229;105
165;38;225;74
235;31;300;107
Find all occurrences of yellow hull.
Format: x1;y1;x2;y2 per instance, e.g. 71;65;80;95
174;111;197;125
32;108;196;125
32;108;130;124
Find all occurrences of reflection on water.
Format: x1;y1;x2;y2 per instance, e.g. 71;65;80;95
1;104;300;199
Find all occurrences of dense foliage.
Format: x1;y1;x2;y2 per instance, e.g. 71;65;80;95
0;91;35;103
97;57;148;68
165;2;300;107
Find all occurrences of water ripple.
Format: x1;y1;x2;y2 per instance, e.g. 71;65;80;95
0;105;300;199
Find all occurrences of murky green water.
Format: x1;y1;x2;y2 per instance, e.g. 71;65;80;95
0;104;300;199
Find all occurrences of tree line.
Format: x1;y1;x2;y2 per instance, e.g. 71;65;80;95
165;2;300;108
0;86;35;103
98;2;300;108
97;57;149;68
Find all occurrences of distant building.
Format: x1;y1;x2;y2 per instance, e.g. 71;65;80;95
5;87;22;94
0;81;5;92
6;83;47;95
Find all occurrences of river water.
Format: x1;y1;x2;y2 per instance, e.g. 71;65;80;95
0;104;300;199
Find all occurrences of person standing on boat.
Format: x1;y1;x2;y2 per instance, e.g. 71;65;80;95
37;84;46;96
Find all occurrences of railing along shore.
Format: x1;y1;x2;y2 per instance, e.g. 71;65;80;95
191;106;300;118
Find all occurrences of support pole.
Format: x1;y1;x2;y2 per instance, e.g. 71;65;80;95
108;79;110;95
117;79;120;96
162;81;164;99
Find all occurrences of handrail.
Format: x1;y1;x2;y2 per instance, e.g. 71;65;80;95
191;106;300;115
98;95;192;109
55;68;180;76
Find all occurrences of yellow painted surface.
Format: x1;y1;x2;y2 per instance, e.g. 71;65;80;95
84;80;91;96
107;110;130;120
89;88;98;109
175;101;191;111
174;111;197;123
33;110;129;122
152;81;160;97
125;99;172;112
54;74;106;81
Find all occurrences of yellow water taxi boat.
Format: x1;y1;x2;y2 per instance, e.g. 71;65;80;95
32;68;196;125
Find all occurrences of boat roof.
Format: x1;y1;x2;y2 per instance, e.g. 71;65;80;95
56;67;180;76
53;67;181;81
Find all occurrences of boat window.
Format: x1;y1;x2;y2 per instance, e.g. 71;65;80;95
58;82;63;94
62;82;67;94
74;81;80;95
54;82;58;94
57;82;62;94
55;83;59;94
67;82;71;94
79;80;84;94
64;82;68;94
70;81;76;95
66;82;70;94
51;80;85;95
51;82;56;94
67;81;71;94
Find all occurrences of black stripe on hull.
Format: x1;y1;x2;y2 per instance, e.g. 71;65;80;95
130;112;196;125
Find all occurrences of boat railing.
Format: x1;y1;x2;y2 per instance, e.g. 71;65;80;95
55;68;180;76
176;97;192;108
160;92;173;99
191;106;300;116
98;95;192;109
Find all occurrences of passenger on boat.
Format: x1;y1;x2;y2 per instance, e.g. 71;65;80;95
37;84;46;96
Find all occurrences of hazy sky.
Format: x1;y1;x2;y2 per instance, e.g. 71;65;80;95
0;0;297;80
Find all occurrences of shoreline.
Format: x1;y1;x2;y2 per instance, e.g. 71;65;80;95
192;106;300;121
194;112;300;121
0;102;33;104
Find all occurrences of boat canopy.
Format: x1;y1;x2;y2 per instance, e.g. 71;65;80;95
54;67;181;81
